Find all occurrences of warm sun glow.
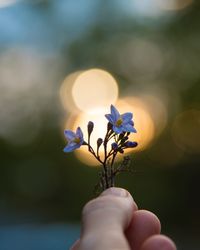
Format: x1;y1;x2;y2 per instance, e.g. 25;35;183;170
72;69;119;114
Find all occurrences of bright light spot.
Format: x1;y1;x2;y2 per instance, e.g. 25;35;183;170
171;109;200;154
60;71;83;113
157;0;193;11
72;69;119;113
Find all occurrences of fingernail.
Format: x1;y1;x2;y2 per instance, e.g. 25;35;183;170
101;187;129;197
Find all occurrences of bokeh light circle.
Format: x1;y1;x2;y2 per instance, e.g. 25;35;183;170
72;69;119;113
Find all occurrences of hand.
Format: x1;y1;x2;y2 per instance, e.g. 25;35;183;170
71;187;176;250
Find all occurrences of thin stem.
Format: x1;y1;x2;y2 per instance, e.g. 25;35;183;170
110;152;117;187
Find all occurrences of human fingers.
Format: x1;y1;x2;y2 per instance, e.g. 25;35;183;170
140;235;177;250
78;187;138;250
125;210;161;250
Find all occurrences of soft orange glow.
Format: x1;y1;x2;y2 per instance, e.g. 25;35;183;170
72;69;119;114
171;109;200;154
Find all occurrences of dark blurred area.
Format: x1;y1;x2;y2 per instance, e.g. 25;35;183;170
0;0;200;249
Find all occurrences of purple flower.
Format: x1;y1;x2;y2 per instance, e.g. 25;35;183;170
63;127;84;152
105;105;137;134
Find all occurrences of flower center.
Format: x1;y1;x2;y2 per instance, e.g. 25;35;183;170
73;137;80;144
116;118;123;127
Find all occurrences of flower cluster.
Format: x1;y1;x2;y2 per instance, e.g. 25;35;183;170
64;105;138;191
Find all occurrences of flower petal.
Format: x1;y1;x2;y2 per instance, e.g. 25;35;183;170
121;112;133;123
76;127;83;139
113;125;123;134
105;114;114;123
123;124;137;133
63;143;78;152
110;105;120;121
64;130;76;141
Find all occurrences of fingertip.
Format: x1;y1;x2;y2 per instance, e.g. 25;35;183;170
82;188;136;232
80;188;137;250
141;235;177;250
100;187;138;210
126;210;161;249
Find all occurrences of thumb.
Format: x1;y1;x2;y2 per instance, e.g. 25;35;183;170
78;187;137;250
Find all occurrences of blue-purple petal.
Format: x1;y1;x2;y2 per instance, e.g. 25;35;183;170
113;126;123;134
105;114;114;123
64;130;76;140
110;105;120;121
76;127;83;139
124;124;137;133
121;112;133;123
63;144;76;152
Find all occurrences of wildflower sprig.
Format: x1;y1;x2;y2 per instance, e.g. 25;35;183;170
63;105;138;192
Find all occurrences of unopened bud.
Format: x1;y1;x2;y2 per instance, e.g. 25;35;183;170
87;121;94;136
125;141;138;148
97;138;103;148
111;142;118;150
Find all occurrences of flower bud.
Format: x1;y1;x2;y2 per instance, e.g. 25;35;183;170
87;121;94;136
97;138;103;148
119;132;126;140
111;142;118;150
125;141;138;148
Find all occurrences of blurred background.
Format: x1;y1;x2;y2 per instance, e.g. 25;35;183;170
0;0;200;249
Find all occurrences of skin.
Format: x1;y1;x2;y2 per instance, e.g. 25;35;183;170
70;187;177;250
